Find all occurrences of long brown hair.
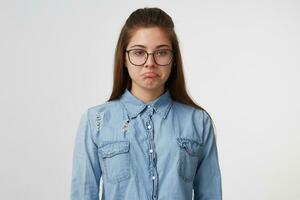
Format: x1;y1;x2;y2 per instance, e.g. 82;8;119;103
107;7;215;126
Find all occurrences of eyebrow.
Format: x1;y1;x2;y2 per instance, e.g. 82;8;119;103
128;44;171;49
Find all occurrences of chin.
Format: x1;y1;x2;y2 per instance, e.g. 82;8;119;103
134;79;164;91
144;83;164;90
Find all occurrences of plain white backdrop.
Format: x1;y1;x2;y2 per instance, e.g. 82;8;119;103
0;0;299;199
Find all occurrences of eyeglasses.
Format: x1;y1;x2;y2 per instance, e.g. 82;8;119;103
125;49;174;66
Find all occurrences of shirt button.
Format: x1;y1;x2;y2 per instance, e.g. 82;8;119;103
149;149;153;153
152;176;155;180
147;105;151;108
147;125;151;129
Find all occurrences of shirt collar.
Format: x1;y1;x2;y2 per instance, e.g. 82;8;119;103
119;88;173;120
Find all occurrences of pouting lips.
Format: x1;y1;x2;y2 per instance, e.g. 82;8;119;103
143;72;158;78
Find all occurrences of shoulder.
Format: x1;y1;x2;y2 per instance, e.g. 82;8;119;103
87;100;120;116
83;100;122;132
172;100;213;142
172;100;210;121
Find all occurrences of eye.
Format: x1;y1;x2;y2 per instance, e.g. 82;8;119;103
156;49;169;56
132;49;146;56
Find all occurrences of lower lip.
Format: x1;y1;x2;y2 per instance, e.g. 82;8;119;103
144;73;158;78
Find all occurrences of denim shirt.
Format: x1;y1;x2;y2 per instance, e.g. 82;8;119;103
70;88;222;200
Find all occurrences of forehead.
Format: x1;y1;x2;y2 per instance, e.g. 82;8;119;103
127;27;171;49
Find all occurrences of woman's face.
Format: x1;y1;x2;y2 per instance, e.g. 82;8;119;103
125;27;173;92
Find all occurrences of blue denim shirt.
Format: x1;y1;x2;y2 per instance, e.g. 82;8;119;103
70;88;222;200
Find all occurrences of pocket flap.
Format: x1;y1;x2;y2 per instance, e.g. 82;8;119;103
176;137;202;156
99;141;130;158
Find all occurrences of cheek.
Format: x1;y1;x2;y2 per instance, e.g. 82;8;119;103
161;68;172;80
126;66;140;80
125;58;135;78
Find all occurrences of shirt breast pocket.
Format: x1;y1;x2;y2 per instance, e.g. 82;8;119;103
176;137;203;182
98;140;130;183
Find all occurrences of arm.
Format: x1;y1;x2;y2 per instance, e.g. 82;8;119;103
193;112;222;200
70;109;102;200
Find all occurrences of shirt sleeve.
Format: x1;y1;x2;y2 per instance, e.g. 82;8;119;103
193;111;222;200
70;109;102;200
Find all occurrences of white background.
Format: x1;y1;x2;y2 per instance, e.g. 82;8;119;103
0;0;299;199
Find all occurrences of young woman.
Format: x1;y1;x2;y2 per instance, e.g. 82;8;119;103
71;7;222;200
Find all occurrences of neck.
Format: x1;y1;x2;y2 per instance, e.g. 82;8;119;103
130;86;165;104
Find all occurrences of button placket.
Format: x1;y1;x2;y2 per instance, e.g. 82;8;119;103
144;105;158;200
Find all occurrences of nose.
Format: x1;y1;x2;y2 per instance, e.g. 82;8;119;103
144;53;156;67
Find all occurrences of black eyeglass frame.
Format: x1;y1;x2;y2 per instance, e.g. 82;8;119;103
125;48;175;66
